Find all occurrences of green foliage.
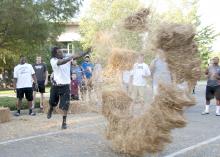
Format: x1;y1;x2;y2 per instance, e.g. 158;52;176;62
0;97;40;111
0;0;82;71
79;0;142;52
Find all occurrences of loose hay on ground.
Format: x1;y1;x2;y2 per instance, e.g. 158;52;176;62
0;107;11;123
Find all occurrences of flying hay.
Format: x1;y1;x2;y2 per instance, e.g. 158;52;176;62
102;84;195;156
124;8;150;32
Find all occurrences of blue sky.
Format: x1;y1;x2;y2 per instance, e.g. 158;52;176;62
79;0;220;52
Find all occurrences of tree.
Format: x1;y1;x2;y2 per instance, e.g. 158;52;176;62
79;0;143;61
0;0;82;71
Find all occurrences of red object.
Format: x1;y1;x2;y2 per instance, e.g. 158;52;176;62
71;80;79;96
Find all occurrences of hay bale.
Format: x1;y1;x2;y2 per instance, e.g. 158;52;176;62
156;23;195;50
107;48;137;71
124;8;150;32
102;84;196;156
0;107;11;123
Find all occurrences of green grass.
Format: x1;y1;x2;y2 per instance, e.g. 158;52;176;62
0;87;50;95
0;97;40;111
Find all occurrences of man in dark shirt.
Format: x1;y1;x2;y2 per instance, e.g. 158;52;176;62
202;57;220;116
32;56;48;110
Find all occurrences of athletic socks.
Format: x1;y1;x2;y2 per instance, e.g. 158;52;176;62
216;106;220;115
63;116;67;123
205;105;209;113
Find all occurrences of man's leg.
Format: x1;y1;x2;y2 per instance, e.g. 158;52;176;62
202;86;212;115
15;88;23;116
215;86;220;116
25;88;35;116
59;85;70;129
32;91;36;109
40;93;44;109
48;85;59;119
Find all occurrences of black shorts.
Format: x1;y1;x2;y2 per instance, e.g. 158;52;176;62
206;85;220;100
49;85;70;111
16;88;33;101
33;81;45;93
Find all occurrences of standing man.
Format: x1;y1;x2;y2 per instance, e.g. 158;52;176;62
32;56;48;110
81;54;94;100
202;57;220;116
47;47;88;129
130;53;151;104
13;56;38;116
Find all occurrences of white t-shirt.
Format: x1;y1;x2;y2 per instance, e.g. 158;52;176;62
50;58;71;85
131;63;151;86
122;70;131;84
13;63;35;89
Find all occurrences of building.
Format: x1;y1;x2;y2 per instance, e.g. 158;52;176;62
57;21;81;54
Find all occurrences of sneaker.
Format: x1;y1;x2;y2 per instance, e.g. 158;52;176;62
216;113;220;116
201;111;209;115
29;112;36;116
61;122;67;129
47;107;53;119
14;112;20;116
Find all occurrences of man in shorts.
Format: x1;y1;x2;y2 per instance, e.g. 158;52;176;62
202;57;220;116
47;47;89;129
13;56;38;116
32;56;48;110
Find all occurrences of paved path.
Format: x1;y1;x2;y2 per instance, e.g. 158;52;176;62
1;83;220;157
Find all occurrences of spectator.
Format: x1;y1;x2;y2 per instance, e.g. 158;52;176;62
13;55;38;116
121;69;132;94
47;47;88;129
71;60;85;100
32;56;48;110
150;49;171;96
92;58;103;106
70;73;79;100
81;54;94;100
130;53;151;104
202;57;220;116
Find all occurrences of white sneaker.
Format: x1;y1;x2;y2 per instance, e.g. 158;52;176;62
201;111;209;115
216;113;220;116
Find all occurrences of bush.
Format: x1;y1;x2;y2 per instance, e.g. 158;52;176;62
0;97;40;111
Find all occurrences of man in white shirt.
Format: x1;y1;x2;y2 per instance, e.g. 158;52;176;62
47;47;89;129
130;54;151;104
13;56;38;116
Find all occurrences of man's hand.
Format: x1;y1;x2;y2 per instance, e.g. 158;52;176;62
34;83;39;91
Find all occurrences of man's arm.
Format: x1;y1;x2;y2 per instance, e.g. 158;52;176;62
45;71;49;85
57;52;89;66
13;78;17;92
32;74;38;87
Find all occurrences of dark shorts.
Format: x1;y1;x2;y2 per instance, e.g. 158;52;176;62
206;85;220;100
16;88;33;101
33;80;45;93
49;85;70;111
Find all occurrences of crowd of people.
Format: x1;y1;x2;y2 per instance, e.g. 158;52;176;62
11;46;220;129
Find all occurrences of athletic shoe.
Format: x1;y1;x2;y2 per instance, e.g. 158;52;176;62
14;112;20;116
216;113;220;116
201;111;209;115
29;112;36;116
61;122;67;129
47;107;53;119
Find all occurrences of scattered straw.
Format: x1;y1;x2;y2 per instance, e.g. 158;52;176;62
124;8;150;32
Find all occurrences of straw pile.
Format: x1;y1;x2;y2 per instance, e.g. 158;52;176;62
102;84;195;156
43;100;91;114
155;23;201;89
124;8;150;32
0;107;11;123
107;48;137;71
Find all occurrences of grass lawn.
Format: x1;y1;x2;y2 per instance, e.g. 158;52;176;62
0;97;40;111
0;87;50;95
